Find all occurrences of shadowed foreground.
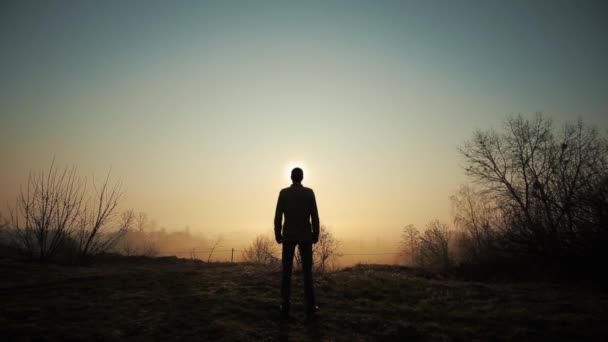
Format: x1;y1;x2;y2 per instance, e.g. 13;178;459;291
1;256;607;341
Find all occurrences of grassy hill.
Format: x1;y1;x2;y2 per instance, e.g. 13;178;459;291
1;256;607;341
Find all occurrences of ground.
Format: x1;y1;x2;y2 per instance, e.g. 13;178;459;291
1;256;607;341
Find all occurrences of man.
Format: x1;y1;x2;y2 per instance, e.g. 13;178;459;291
274;167;320;318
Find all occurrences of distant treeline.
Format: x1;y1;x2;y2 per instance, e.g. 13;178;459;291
114;213;211;259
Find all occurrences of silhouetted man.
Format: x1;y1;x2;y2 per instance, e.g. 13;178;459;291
274;167;320;318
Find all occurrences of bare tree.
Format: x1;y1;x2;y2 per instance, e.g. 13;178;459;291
4;161;133;263
313;228;342;273
136;212;148;232
7;161;85;260
75;172;132;261
242;235;279;264
0;213;8;234
450;184;501;263
0;213;9;245
120;238;136;256
460;114;608;260
401;221;453;269
294;225;342;273
419;220;452;270
141;241;159;257
400;224;423;266
207;236;223;262
116;211;158;257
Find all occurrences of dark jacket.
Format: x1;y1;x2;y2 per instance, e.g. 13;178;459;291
274;183;320;242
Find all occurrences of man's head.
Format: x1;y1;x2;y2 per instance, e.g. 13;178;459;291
291;167;303;184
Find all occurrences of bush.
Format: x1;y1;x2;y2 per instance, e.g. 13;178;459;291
307;226;342;273
401;220;454;270
242;235;279;265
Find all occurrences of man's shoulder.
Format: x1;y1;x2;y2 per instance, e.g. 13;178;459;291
280;185;314;194
302;187;315;197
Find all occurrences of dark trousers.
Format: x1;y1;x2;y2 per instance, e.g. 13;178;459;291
281;241;315;311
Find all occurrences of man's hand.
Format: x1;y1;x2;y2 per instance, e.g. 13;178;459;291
312;233;319;244
275;235;283;244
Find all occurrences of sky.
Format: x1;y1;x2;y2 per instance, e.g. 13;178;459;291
1;0;607;248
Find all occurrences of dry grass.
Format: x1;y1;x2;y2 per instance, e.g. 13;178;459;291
1;256;607;341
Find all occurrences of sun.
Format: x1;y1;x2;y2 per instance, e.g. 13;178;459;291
284;160;309;183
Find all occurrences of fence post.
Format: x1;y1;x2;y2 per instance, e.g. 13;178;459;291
231;248;234;263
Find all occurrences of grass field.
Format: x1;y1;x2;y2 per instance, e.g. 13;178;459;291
1;256;607;341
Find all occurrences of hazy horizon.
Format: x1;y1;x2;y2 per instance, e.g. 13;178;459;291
2;1;607;251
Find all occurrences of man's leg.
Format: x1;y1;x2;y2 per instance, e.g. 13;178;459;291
298;241;316;314
281;241;296;312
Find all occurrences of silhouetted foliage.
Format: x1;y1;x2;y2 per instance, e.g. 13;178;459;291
312;226;342;273
451;184;501;263
75;174;132;262
0;214;9;242
206;236;224;262
459;114;608;270
4;161;132;263
242;235;279;265
118;212;159;256
400;221;454;270
401;224;423;266
420;220;452;269
294;225;342;273
6;161;84;260
115;221;209;259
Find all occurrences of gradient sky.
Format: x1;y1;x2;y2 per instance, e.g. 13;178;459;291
1;0;607;245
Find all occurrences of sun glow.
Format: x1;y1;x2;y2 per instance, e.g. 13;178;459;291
284;160;309;184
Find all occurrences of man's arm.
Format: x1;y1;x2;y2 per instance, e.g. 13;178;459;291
274;190;284;244
310;190;320;243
